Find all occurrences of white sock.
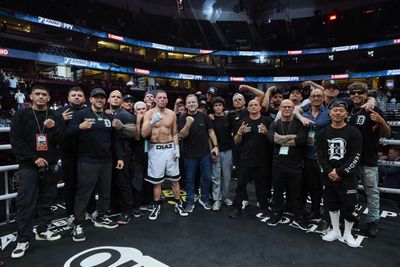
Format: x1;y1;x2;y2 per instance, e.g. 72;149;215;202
344;219;354;237
329;210;340;232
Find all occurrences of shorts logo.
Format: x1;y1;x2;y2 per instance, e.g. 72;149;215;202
156;144;173;149
328;138;346;160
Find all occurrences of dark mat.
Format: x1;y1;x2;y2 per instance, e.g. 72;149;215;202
0;189;399;267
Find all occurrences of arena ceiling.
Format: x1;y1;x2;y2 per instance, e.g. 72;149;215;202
97;0;390;21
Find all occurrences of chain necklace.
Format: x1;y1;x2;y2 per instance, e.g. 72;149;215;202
350;107;362;117
92;109;104;120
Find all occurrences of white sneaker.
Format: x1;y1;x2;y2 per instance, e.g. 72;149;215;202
341;234;358;248
223;199;233;206
35;230;61;241
67;215;75;227
11;242;29;259
85;210;98;222
322;230;341;242
213;201;222;211
241;200;249;210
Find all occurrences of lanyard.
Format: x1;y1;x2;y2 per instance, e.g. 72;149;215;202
280;120;293;135
32;107;48;134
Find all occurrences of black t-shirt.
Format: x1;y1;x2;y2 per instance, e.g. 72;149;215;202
264;108;279;121
56;105;87;158
315;124;362;188
114;108;135;125
227;108;249;152
347;107;384;166
178;112;212;159
131;114;146;165
239;115;273;167
114;108;135;149
212;115;233;152
268;118;307;169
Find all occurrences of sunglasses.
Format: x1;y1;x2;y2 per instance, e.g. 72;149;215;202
350;90;365;96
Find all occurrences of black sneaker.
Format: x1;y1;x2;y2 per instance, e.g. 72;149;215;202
366;222;378;238
116;214;131;225
315;219;331;234
132;208;144;218
256;209;271;219
140;204;153;212
267;213;283;226
148;204;161;221
228;207;242;219
94;216;118;229
175;201;188;217
306;210;322;221
72;225;86;242
291;218;311;231
11;242;29;259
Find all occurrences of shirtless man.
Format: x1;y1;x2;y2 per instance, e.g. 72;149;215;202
142;90;188;220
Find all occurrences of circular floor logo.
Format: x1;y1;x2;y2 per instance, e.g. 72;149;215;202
64;246;169;267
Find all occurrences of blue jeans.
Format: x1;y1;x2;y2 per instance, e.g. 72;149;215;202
358;166;380;222
184;154;212;205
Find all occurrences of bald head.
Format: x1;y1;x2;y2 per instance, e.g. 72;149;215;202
309;89;324;107
108;90;123;109
280;99;295;120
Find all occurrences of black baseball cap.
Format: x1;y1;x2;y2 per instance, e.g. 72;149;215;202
323;80;340;90
207;87;217;95
123;94;134;101
330;100;349;111
90;88;106;97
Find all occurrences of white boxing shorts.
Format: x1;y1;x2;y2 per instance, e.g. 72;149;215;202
145;142;180;184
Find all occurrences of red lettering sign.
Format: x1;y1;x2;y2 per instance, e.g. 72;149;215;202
200;49;213;54
0;49;8;56
288;50;302;55
331;74;349;79
134;68;150;75
107;34;124;41
230;77;245;82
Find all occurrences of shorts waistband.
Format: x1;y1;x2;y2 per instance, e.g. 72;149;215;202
149;142;174;150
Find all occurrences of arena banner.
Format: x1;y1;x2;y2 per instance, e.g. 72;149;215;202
1;8;400;56
2;46;400;82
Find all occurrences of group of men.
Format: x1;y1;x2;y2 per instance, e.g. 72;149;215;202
9;80;391;258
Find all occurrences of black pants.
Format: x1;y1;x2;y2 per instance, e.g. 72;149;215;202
74;161;112;223
324;185;359;222
234;165;270;209
303;158;323;213
16;168;57;242
62;157;96;216
272;166;304;217
232;150;241;178
132;161;153;207
232;150;247;201
113;148;134;214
